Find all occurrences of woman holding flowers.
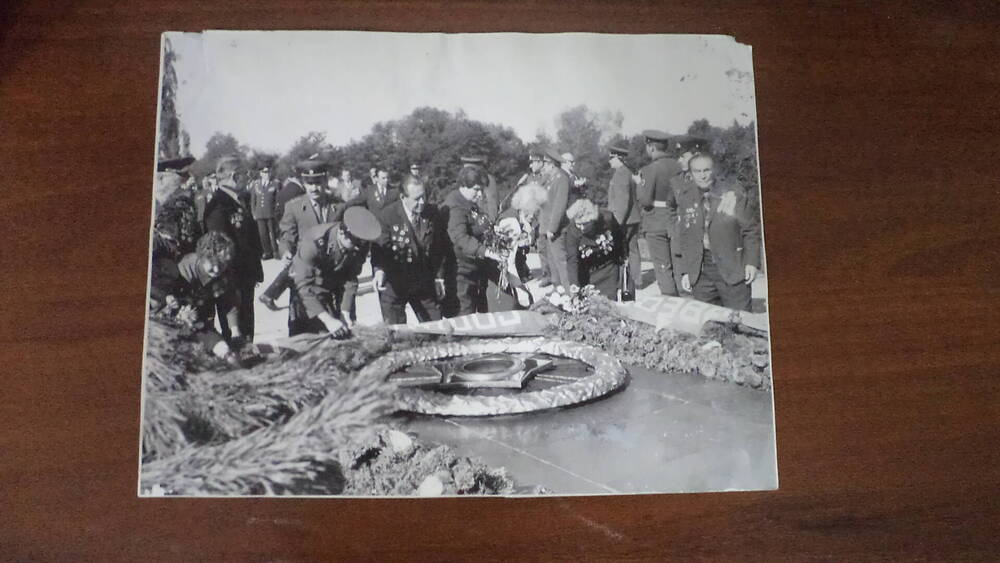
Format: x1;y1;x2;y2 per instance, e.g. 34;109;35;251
564;198;624;300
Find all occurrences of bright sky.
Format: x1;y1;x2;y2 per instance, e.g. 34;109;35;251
166;31;756;158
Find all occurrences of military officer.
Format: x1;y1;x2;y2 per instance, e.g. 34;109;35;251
637;129;683;296
606;145;641;300
539;148;572;290
288;208;381;337
203;155;263;342
249;164;280;259
671;154;760;311
258;161;309;310
371;177;448;324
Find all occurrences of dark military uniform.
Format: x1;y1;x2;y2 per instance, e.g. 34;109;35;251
565;209;624;300
371;199;447;324
287;223;370;336
607;146;640;299
249;177;280;259
540;152;572;290
638;135;683;296
203;188;263;341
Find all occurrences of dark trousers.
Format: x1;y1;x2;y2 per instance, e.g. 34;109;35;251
218;280;256;342
378;284;441;325
262;264;291;300
440;254;460;318
255;218;277;258
691;250;752;311
537;236;550;280
645;230;677;296
620;223;641;297
545;233;570;290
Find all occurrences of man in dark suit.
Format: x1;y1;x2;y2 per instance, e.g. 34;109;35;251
371;177;447;324
249;164;280;259
539;148;572;290
607;145;641;300
337;168;400;222
669;153;760;311
637;129;683;296
203;155;263;342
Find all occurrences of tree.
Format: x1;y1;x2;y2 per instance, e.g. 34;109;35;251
275;132;333;179
188;132;248;178
338;107;527;204
553;105;625;206
157;37;189;160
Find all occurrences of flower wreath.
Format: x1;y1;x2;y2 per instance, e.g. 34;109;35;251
363;337;629;416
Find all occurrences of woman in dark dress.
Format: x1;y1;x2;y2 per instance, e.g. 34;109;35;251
564;198;624;299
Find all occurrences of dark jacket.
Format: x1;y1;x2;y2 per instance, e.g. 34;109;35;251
607;165;640;226
565;209;623;298
441;189;492;275
278;194;344;257
338;184;400;222
371;199;447;297
276;178;306;217
637;154;682;235
149;253;238;349
540;167;571;238
669;178;761;286
203;188;263;283
249;178;280;219
289;223;370;320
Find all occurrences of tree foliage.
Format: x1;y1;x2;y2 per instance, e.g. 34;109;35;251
188;133;248;178
179;105;759;214
157;37;190;160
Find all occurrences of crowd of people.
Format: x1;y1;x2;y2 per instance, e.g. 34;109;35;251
149;129;762;365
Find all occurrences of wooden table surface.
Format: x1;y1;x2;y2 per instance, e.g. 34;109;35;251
2;1;998;560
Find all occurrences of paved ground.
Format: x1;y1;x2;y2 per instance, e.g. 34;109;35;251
249;251;774;494
398;366;776;495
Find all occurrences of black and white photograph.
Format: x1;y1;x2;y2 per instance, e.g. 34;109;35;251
140;30;775;497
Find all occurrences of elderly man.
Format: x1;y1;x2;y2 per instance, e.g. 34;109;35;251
561;152;588;196
670;153;760;311
288;208;382;337
203;155;263;342
539;148;572;290
607;145;641;300
372;177;448;324
249;164;280;259
637;129;683;296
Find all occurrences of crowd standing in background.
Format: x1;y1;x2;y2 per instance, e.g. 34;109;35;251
150;130;762;360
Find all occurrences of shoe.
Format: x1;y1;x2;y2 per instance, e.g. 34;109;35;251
258;294;280;311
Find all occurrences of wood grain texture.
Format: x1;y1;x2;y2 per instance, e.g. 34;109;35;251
1;1;998;559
